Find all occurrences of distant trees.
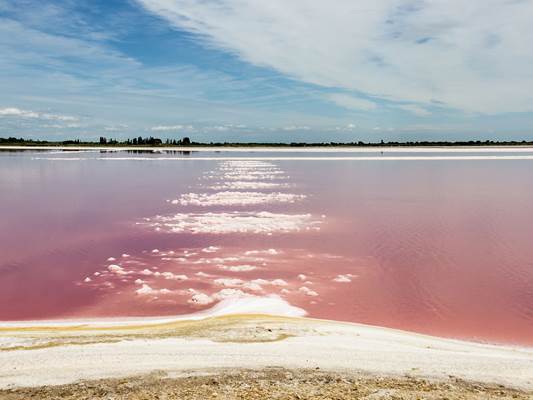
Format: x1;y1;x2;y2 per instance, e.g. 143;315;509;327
94;136;188;146
0;137;26;143
2;136;533;148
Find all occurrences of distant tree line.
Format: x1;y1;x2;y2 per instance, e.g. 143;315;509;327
0;136;192;146
2;136;533;147
99;136;191;145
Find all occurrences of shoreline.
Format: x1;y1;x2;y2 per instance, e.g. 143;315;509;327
1;295;529;349
1;313;531;351
0;296;307;329
1;311;532;390
3;144;533;153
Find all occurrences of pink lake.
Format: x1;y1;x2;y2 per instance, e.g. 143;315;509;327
0;149;532;346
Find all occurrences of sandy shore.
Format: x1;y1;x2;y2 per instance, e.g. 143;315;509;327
2;368;531;400
1;312;532;392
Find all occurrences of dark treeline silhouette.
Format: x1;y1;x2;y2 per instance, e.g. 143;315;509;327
2;136;533;147
0;136;192;146
98;136;191;146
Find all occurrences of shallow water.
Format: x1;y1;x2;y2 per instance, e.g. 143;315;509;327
1;148;532;346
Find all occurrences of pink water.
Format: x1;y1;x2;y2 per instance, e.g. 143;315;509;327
0;149;532;346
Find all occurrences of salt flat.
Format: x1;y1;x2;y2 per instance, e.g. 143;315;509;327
1;313;532;390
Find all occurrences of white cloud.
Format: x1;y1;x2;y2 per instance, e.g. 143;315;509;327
41;123;82;129
150;124;195;131
211;125;229;131
0;107;78;121
137;0;533;114
104;124;129;132
326;94;377;111
2;16;327;137
0;107;37;118
282;125;311;131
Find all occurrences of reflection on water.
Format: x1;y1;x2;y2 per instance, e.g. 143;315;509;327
0;149;532;346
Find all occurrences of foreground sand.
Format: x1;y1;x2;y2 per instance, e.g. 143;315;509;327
1;368;531;399
1;314;532;395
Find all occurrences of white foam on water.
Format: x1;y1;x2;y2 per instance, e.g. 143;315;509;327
333;275;350;283
188;292;214;306
213;278;246;287
208;181;290;190
218;173;288;180
108;265;128;275
250;278;288;287
135;284;173;296
212;288;248;300
299;286;319;297
244;249;280;256
144;211;322;234
201;246;220;253
333;274;357;283
218;264;257;272
173;191;305;206
161;272;188;281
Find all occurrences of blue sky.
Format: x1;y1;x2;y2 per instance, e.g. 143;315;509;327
1;0;533;142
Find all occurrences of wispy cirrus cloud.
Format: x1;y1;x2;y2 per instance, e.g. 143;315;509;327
394;104;431;117
0;2;346;139
136;0;533;114
1;0;533;141
326;94;377;112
